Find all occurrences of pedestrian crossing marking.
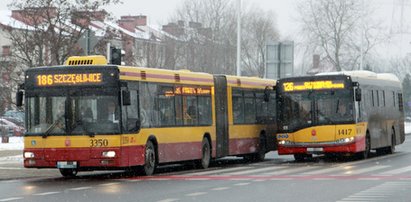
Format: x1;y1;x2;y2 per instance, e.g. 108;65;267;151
378;165;411;175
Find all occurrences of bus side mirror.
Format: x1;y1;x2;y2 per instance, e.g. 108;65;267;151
355;88;362;102
16;91;24;107
264;86;272;102
135;120;141;133
122;90;131;106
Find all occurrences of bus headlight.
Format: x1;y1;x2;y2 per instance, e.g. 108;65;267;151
102;151;116;158
24;152;35;158
278;140;292;145
336;137;354;144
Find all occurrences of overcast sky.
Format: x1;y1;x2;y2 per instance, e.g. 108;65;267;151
1;0;411;56
0;0;297;38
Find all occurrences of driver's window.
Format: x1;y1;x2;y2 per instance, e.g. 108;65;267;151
123;90;139;132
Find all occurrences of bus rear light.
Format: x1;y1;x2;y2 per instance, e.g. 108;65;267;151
102;151;116;158
24;152;35;158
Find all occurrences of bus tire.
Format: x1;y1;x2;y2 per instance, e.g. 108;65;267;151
255;135;267;161
143;141;157;176
293;154;312;162
357;132;370;159
198;138;211;169
59;168;78;178
387;129;396;154
243;135;266;162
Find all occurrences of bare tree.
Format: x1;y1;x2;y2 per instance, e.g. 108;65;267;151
170;0;279;76
241;7;279;77
296;0;386;71
7;0;120;68
0;0;119;112
172;0;235;74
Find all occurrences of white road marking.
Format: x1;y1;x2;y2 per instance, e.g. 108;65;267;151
0;167;24;170
0;197;23;201
378;165;411;175
301;166;350;175
182;167;252;176
337;165;389;175
33;192;60;196
264;166;317;176
227;166;285;175
338;181;411;201
234;182;250;186
253;179;267;182
270;178;293;180
185;192;207;197
68;186;92;191
211;187;230;191
156;199;179;202
357;178;380;180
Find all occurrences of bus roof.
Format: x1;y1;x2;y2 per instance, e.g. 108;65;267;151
119;66;215;86
225;75;276;89
316;70;400;83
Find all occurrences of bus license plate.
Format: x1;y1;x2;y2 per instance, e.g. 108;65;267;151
57;161;77;169
307;148;323;152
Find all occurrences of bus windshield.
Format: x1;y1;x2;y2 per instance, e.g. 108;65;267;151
279;89;354;131
27;95;120;135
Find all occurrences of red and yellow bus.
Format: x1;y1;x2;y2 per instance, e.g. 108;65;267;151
276;71;404;161
17;55;276;177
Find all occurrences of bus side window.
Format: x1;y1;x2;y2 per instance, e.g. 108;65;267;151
232;89;244;124
198;96;212;125
398;93;403;112
123;90;138;132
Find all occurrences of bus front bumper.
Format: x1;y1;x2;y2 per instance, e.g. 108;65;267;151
277;136;366;155
23;146;145;169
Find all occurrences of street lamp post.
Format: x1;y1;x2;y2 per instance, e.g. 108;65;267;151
236;0;241;76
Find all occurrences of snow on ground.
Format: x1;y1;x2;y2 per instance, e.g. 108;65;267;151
0;137;23;151
405;121;411;135
1;122;411;151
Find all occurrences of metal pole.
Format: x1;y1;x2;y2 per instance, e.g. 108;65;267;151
86;29;91;55
360;0;364;70
107;42;111;64
236;0;241;76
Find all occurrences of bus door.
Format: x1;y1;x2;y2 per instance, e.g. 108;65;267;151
213;75;229;157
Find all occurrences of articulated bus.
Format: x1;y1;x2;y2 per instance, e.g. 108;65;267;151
17;55;276;177
276;71;404;161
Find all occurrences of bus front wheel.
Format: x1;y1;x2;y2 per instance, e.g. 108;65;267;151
293;154;312;162
143;141;157;176
197;138;211;169
59;168;78;178
357;133;370;159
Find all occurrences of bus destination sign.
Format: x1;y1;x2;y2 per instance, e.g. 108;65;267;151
283;80;345;92
35;73;103;86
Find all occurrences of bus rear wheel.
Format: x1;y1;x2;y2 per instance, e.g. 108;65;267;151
243;135;267;162
387;129;396;154
59;168;78;178
143;141;157;176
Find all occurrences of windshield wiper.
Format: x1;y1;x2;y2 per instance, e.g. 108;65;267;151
43;117;64;138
